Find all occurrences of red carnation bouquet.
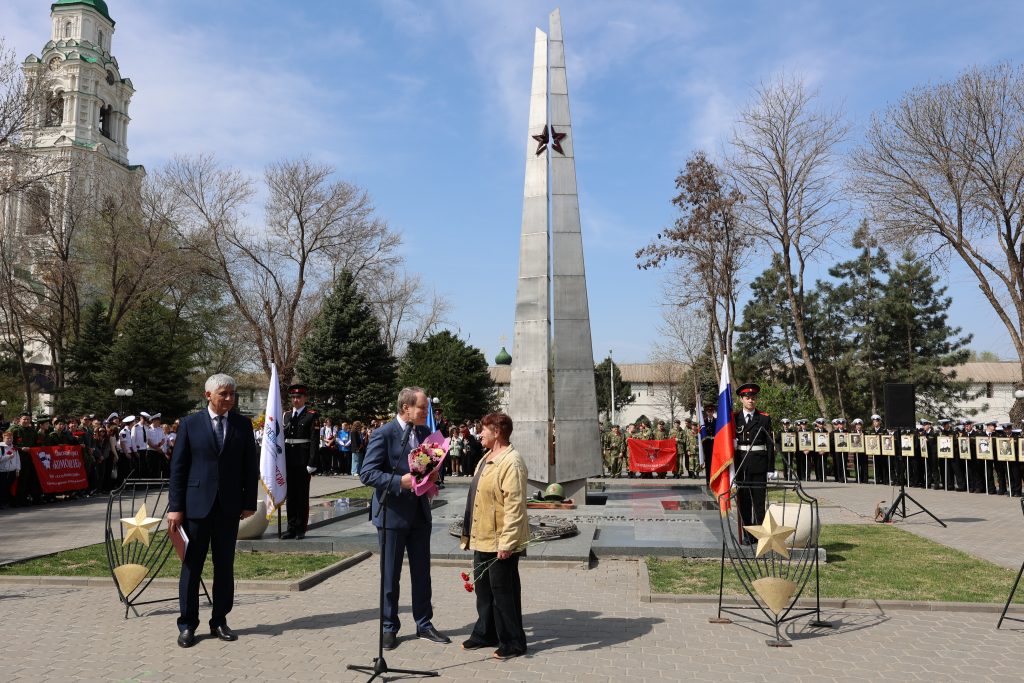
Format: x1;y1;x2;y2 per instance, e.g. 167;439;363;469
408;431;449;498
458;539;545;592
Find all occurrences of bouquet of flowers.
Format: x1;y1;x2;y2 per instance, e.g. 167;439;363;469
408;430;449;498
458;539;544;592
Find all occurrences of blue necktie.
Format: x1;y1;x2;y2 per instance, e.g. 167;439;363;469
215;415;225;450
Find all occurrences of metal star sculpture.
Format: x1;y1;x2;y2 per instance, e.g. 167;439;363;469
745;510;796;559
120;504;162;547
532;125;568;156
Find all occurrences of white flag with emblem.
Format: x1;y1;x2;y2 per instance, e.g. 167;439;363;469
259;363;287;518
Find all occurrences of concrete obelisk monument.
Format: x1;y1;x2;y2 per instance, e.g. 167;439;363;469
509;9;600;504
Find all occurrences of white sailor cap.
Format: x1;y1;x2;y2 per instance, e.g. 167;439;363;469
123;415;136;424
870;414;881;421
150;412;162;421
106;412;119;422
852;418;864;425
139;411;151;420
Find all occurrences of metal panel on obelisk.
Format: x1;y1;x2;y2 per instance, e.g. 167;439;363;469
509;10;601;504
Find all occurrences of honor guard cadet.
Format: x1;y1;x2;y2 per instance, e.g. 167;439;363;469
829;418;848;482
282;384;318;539
869;414;889;485
850;418;869;483
119;416;139;479
778;418;793;479
734;383;774;540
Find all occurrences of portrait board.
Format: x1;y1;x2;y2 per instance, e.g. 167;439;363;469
849;433;864;453
957;436;971;457
996;437;1017;462
834;433;849;452
781;432;796;452
901;434;916;457
937;435;953;459
864;434;881;455
798;431;813;451
882;435;896;456
976;436;993;461
815;432;830;453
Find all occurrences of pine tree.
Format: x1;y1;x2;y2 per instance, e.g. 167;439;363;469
58;300;115;415
594;356;634;422
734;255;799;384
98;303;194;419
876;251;974;418
296;271;397;421
398;331;496;424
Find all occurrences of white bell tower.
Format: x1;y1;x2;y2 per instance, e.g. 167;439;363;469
23;0;135;165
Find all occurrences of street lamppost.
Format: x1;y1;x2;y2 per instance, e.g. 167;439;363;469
114;387;133;414
609;350;616;426
1011;387;1024;425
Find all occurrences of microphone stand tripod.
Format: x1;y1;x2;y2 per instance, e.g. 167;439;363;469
348;425;438;682
882;482;946;527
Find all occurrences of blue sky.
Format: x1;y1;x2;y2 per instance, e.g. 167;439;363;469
4;0;1024;363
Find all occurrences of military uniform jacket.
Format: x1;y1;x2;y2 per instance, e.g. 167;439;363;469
734;410;773;475
283;407;319;467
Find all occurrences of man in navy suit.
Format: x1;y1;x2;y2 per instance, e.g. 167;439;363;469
168;374;259;648
360;386;449;650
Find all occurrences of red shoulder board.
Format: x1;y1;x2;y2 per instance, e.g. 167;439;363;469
758;410;770;416
308;409;318;414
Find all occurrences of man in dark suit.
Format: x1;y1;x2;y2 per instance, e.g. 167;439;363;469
360;386;449;650
734;383;773;541
168;374;258;648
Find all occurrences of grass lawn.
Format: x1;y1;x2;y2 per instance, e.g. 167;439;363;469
648;523;1024;603
764;488;831;505
320;485;375;500
0;534;347;581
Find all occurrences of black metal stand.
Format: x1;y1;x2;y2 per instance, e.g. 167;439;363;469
347;475;438;681
881;484;946;527
997;498;1024;629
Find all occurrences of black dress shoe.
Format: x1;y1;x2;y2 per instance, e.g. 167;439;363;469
461;638;498;650
210;624;237;641
281;530;297;539
177;629;196;648
492;646;526;660
382;632;398;650
416;626;451;644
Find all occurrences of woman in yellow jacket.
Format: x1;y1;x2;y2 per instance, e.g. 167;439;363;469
460;412;529;659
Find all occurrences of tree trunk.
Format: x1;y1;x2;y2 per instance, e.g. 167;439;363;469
779;250;828;414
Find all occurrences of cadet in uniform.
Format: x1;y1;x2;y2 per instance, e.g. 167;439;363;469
850;418;869;483
777;418;793;479
12;413;40;505
920;419;941;490
829;418;848;482
702;405;716;486
794;419;811;481
604;425;626;478
734;383;773;539
869;414;889;485
282;384;319;539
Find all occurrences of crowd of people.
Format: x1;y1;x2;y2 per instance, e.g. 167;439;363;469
600;404;1024;497
0;410;178;508
313;415;490;481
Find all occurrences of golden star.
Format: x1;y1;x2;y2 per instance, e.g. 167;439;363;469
120;504;162;547
745;511;796;559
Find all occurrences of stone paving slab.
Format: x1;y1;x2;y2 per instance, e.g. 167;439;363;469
3;558;1024;682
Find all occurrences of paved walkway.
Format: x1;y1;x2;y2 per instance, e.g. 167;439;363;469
3;557;1024;682
5;476;1024;681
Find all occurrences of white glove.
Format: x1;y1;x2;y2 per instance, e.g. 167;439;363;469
306;466;317;474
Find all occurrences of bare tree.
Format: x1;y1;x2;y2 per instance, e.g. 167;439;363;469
729;75;849;414
366;271;452;356
166;155;403;382
853;62;1024;404
637;151;748;359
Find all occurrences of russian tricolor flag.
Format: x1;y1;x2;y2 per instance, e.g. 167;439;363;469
710;356;735;514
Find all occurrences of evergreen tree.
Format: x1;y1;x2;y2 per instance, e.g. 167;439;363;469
821;221;890;417
58;300;115;415
296;271;397;421
876;251;974;418
397;330;495;424
734;255;799;384
98;303;194;418
594;356;634;422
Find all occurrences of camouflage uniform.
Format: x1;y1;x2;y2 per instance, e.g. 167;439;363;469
604;428;626;478
669;423;685;477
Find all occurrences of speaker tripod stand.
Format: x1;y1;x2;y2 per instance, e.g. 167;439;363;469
881;483;946;527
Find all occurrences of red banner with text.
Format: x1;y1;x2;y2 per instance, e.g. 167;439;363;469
28;445;88;493
627;439;677;473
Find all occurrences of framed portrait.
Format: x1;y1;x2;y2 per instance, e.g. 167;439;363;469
918;435;928;454
815;432;830;453
901;434;916;457
957;436;971;457
834;433;849;452
864;434;881;455
781;432;796;452
996;437;1017;462
1020;438;1024;461
798;431;813;451
937;435;953;459
849;433;864;453
976;436;993;461
882;435;896;456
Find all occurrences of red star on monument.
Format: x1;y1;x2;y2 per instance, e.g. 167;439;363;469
532;125;568;156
